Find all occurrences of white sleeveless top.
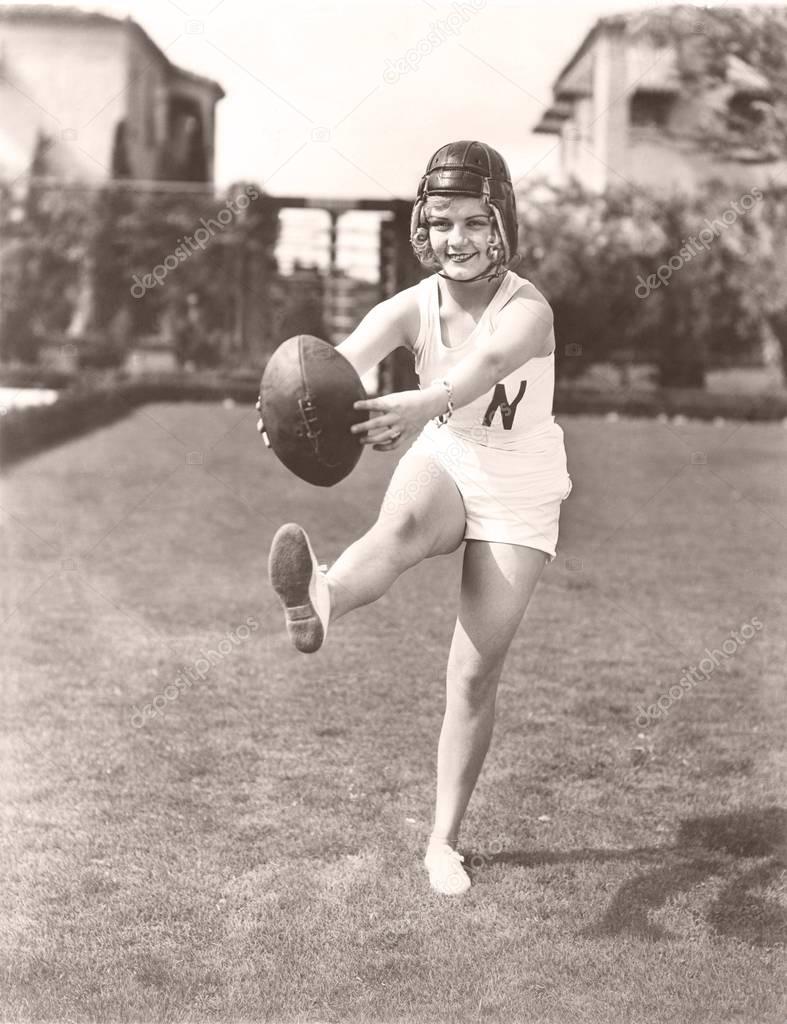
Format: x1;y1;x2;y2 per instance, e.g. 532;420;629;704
411;270;558;451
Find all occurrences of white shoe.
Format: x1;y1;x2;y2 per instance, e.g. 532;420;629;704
424;843;471;896
268;523;331;654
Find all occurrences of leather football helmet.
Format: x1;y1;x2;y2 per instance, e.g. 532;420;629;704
410;140;518;281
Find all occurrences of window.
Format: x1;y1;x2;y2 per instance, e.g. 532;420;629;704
629;91;674;129
728;93;768;131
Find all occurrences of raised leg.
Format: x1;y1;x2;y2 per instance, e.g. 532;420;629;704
325;451;467;622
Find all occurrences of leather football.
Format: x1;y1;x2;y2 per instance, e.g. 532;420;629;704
258;335;369;487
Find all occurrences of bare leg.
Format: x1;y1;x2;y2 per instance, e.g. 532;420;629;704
325;452;466;622
430;541;548;848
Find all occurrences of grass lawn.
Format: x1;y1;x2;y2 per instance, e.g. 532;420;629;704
1;403;785;1023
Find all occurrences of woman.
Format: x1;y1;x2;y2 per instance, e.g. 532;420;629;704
268;140;572;895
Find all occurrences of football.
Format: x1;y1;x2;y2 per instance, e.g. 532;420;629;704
258;335;369;487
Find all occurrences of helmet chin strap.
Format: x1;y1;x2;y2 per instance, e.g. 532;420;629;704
436;264;506;284
437;250;522;284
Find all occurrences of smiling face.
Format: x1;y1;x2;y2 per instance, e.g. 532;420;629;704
425;195;499;279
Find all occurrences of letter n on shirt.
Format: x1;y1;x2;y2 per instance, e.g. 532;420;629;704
482;381;527;429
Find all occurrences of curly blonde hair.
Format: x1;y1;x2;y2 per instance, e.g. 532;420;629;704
410;195;505;272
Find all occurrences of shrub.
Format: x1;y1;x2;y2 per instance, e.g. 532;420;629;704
518;179;787;387
3;372;785;470
0;376;260;467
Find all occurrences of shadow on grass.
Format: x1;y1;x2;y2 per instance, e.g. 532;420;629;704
484;806;786;946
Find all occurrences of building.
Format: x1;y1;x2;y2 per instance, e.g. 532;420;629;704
534;6;787;193
0;5;224;184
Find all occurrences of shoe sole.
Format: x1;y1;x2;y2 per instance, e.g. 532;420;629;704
268;523;325;654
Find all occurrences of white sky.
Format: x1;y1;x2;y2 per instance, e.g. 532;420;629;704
18;0;776;198
15;0;781;277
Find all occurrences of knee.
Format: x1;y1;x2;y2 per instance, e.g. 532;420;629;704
375;507;427;555
447;663;503;712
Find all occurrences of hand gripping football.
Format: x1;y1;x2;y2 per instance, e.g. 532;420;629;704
257;335;369;487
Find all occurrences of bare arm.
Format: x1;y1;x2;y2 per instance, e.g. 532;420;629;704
423;291;554;415
352;288;555;450
336;289;415;381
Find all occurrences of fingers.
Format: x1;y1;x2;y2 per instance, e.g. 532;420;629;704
351;401;405;449
362;428;398;446
354;399;387;412
358;418;402;447
351;412;393;437
370;425;404;450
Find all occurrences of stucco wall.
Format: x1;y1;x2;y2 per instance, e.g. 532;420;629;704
557;26;787;195
0;12;221;183
124;27;171;181
0;16;127;179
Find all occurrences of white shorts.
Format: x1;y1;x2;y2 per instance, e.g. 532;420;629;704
396;419;572;563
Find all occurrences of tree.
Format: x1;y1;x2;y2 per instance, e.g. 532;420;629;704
517;178;772;388
0;178;280;368
638;5;787;162
732;184;787;382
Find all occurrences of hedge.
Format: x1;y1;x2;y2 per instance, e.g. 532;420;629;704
2;374;786;469
0;375;260;467
552;385;787;422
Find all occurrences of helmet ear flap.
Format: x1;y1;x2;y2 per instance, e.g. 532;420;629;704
480;195;511;268
410;197;425;243
409;196;441;269
488;203;511;263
